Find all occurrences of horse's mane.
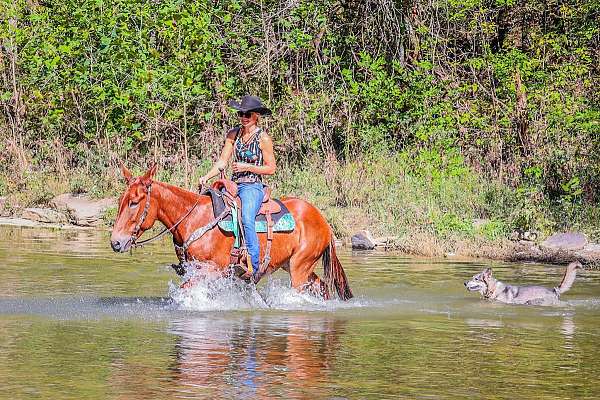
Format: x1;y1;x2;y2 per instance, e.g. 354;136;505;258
152;180;208;202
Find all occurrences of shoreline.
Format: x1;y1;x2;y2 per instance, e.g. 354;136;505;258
3;210;599;266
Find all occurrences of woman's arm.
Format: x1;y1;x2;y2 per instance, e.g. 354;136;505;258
232;133;277;176
200;129;237;184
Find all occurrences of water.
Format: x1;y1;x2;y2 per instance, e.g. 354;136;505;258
0;226;599;399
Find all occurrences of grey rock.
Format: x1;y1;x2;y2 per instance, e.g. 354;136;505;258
575;243;600;260
21;207;68;224
541;232;588;251
351;230;376;250
50;194;115;227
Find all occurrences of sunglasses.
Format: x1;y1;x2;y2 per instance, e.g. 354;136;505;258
237;111;254;118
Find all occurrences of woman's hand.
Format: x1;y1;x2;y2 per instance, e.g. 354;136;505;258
199;175;209;186
232;162;253;174
198;175;211;192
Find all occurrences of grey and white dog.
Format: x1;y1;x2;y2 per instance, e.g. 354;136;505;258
464;261;582;305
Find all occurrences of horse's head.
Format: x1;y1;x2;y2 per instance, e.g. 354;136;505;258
110;163;159;252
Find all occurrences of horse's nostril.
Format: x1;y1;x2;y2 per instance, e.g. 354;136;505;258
111;240;121;252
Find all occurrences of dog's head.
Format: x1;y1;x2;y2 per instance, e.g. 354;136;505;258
464;268;495;296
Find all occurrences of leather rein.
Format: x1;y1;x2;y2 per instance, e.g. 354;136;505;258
129;182;207;249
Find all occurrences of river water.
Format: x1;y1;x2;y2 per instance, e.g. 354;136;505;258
0;226;598;399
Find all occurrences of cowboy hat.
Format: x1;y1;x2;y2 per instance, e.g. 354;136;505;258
228;95;272;116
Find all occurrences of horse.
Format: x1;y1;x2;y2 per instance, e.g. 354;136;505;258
110;164;353;300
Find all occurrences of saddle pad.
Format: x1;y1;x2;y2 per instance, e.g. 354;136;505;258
218;213;295;233
205;189;296;233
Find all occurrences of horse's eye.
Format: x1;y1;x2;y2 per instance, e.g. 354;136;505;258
129;201;139;209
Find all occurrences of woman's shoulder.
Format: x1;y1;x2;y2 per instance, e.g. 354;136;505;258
226;126;241;139
258;126;271;137
258;129;273;145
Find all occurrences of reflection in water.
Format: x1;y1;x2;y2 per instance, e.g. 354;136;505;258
169;315;345;399
1;226;600;399
561;314;576;340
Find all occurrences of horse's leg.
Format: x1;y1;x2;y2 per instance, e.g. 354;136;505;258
306;272;330;300
289;255;328;299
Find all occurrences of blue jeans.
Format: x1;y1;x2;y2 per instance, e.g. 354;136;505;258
238;182;264;273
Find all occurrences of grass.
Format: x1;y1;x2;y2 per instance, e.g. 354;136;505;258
1;150;599;259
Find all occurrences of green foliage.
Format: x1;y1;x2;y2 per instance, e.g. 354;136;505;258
476;219;509;241
23;174;57;206
430;213;474;238
101;206;118;228
1;0;599;239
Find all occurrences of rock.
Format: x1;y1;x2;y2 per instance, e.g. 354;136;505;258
510;230;538;242
50;194;116;227
522;231;538;241
575;243;600;260
373;236;400;249
351;230;376;250
541;232;588;251
21;207;68;224
0;216;90;230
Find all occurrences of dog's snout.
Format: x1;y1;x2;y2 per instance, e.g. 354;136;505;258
111;240;121;252
464;282;467;287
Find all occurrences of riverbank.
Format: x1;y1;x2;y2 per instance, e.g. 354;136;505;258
2;193;599;266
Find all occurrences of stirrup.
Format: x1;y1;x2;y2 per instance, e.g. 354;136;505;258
240;270;261;284
229;263;247;278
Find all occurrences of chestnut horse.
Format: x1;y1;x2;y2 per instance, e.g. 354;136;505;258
110;164;353;300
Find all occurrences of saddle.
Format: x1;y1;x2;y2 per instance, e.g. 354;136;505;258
203;178;295;282
206;180;294;231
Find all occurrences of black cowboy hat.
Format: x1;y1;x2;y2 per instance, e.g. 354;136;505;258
228;95;272;116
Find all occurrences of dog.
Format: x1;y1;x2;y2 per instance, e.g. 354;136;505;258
464;261;582;305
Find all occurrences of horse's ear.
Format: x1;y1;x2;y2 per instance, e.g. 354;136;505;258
120;162;133;185
141;163;157;186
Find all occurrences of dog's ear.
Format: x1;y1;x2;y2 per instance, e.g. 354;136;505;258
482;268;493;282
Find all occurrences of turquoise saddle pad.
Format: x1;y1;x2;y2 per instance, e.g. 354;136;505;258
218;213;295;233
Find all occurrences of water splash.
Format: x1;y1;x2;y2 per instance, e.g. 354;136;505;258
169;274;268;311
168;273;386;312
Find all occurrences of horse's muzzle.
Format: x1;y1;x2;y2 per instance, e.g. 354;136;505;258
111;239;131;253
110;240;121;252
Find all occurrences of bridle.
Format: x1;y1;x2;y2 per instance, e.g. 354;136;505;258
130;183;153;243
127;182;200;249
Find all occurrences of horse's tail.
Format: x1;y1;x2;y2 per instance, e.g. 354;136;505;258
322;238;353;301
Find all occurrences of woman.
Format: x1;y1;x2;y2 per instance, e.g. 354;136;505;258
199;95;276;280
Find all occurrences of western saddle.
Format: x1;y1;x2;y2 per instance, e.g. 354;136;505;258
207;177;280;283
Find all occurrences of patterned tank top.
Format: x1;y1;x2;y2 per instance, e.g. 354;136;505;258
232;126;264;183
